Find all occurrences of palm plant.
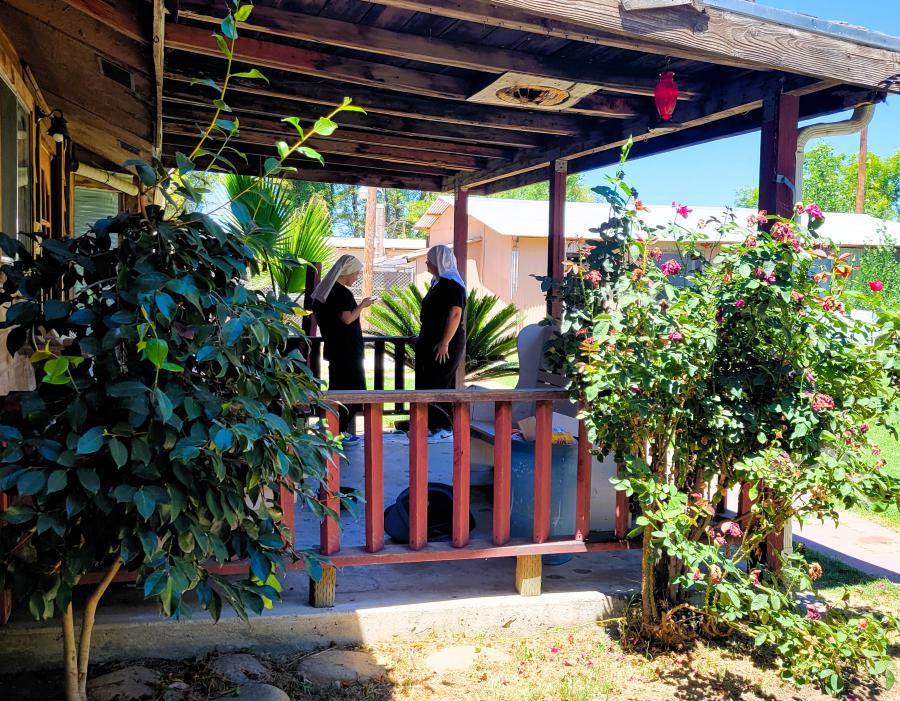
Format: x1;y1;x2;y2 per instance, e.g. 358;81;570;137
222;175;333;297
368;283;520;381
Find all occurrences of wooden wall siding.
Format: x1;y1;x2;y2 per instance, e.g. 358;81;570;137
158;0;894;194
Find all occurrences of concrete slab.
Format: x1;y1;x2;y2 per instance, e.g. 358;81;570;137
0;549;640;673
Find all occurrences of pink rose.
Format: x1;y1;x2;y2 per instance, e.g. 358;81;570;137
659;259;682;276
804;203;824;220
735;299;745;309
806;604;821;621
585;269;603;287
868;280;884;292
672;202;692;219
811;393;834;412
668;330;684;342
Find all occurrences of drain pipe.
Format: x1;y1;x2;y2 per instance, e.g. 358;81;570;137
74;162;139;197
794;103;876;203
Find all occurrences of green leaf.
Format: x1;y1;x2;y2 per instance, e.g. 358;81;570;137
297;146;323;165
76;468;100;494
143;338;168;368
275;140;289;159
213;428;234;452
17;470;46;496
47;470;68;494
2;504;34;524
233;4;254;21
313;117;338;136
214;33;232;59
44;299;71;320
213;98;232;113
107;381;150;397
154;387;174;423
109;438;128;468
134;489;156;520
339;104;366;114
175;152;195;175
221;13;237;39
76;426;105;455
190;77;221;91
123;159;156;187
281;117;303;136
0;425;23;441
230;68;267;82
263;157;281;174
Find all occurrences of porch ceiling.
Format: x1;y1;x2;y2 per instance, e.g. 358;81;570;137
4;1;898;192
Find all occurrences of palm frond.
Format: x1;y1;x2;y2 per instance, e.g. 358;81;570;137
368;282;521;382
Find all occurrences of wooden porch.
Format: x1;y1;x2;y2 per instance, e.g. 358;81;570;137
0;0;899;621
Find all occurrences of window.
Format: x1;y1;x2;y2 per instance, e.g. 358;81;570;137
0;78;31;246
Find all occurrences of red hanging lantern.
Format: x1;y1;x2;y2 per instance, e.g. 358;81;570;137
654;70;679;121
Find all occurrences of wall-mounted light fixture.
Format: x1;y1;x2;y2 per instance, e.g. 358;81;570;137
37;108;69;143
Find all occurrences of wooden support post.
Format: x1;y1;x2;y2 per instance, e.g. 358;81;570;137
492;401;512;545
409;402;429;550
364;404;384;553
374;340;385;389
515;554;542;597
533;401;552;543
452;402;471;547
309;564;336;608
575;420;591;541
453;187;468;389
278;483;295;546
302;262;321;338
547;159;567;317
758;92;799;219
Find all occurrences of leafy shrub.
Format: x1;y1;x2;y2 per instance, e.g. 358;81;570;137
543;145;900;696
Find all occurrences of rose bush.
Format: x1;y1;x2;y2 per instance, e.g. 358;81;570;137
542;144;899;696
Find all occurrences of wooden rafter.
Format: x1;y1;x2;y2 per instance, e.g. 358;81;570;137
58;0;148;44
166;23;475;100
162;66;593;136
162;108;512;159
162;88;546;149
175;0;702;99
162;123;487;171
366;0;900;90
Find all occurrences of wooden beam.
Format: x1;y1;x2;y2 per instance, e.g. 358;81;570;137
162;65;591;136
163;124;487;170
475;85;877;195
162;136;460;176
162;85;548;148
446;73;817;191
175;0;703;99
153;0;165;154
366;0;900;90
547;159;566;317
59;0;148;44
165;23;474;100
757;93;799;218
453;186;468;389
162;108;512;158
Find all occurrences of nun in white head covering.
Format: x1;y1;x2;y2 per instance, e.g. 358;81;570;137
415;244;467;434
312;255;373;439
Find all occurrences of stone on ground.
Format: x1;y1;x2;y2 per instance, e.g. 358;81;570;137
297;649;386;685
210;653;271;684
213;683;289;701
424;645;512;675
87;665;160;701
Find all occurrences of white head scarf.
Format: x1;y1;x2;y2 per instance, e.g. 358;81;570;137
312;254;363;303
427;244;465;291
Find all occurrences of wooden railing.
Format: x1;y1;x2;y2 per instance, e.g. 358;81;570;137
0;388;633;621
292;335;417;415
304;388;633;606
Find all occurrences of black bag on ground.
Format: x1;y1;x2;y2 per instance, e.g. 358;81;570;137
384;482;475;544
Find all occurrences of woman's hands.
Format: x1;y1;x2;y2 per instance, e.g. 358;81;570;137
358;296;376;310
434;341;450;363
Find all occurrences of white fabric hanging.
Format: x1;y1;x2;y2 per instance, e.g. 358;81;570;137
427;244;466;291
311;254;363;303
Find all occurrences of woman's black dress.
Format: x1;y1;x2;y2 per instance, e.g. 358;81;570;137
415;277;466;431
313;282;365;433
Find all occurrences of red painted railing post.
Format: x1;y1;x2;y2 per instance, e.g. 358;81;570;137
278;483;296;546
364;404;384;553
492;401;512;545
533;400;552;543
452;402;471;547
409;402;429;550
575;420;591;541
320;408;341;556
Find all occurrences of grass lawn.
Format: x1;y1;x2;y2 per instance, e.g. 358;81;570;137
850;421;900;531
805;547;900;613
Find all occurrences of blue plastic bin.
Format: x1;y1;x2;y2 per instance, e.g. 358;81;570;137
508;437;578;565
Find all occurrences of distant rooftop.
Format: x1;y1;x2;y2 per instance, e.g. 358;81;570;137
327;237;426;250
415;196;900;248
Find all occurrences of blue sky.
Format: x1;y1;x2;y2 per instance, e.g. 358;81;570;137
583;1;900;206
